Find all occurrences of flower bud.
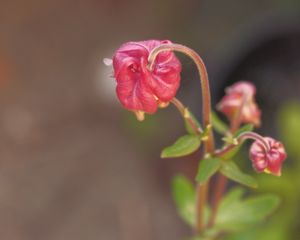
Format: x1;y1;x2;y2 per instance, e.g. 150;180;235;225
112;40;181;116
249;137;287;176
217;81;261;126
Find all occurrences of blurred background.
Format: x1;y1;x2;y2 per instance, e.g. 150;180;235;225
0;0;300;239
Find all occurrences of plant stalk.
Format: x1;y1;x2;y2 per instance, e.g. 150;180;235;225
208;95;246;227
148;43;215;233
215;131;270;157
171;98;202;134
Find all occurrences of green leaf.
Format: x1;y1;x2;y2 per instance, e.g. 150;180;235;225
172;175;196;227
234;124;254;137
211;111;229;134
220;124;254;160
220;187;245;209
161;135;201;158
220;161;258;188
184;110;202;135
219;124;254;160
196;158;221;184
216;188;280;232
220;144;243;161
244;195;281;221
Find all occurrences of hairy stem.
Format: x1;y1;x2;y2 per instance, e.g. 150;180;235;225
215;131;270;157
148;43;215;233
148;43;214;152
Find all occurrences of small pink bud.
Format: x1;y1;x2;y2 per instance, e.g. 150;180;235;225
217;81;261;126
249;137;287;176
112;40;181;115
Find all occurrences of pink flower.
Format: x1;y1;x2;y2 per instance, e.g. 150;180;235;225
112;40;181;116
217;81;261;126
249;137;287;176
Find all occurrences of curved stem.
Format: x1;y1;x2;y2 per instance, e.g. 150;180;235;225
148;43;214;152
237;132;270;150
215;131;270;157
148;43;215;233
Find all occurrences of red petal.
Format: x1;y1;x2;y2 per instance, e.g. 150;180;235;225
115;62;157;113
112;40;182;114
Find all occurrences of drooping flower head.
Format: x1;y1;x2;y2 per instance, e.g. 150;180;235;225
112;40;181;120
249;137;287;176
217;81;261;126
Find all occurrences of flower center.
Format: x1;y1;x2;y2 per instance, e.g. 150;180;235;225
267;149;280;161
130;63;140;73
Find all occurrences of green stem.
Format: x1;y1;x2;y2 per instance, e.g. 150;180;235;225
171;98;202;134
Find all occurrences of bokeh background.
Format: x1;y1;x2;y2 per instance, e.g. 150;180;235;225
0;0;300;239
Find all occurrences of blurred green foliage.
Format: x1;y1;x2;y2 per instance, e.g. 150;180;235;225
219;161;258;188
173;177;278;240
215;188;280;233
172;175;196;227
224;101;300;240
196;157;221;184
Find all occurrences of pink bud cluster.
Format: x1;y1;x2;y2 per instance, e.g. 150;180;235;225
109;40;287;177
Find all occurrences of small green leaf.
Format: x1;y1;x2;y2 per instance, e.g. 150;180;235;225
184;110;202;134
211;111;229;134
234;124;254;137
220;124;254;160
220;161;258;188
216;187;280;232
220;143;243;160
196;158;221;184
161;135;201;158
172;175;196;227
199;124;212;141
